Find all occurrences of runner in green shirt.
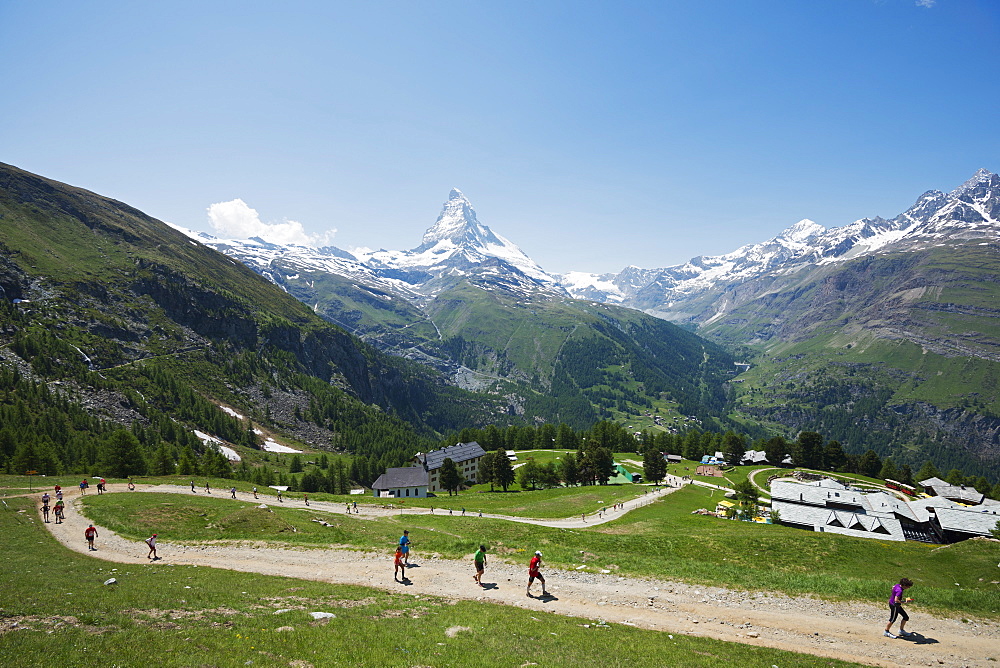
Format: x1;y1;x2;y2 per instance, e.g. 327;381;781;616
473;545;487;587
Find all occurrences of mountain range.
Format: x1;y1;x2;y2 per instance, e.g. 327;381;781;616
2;157;999;480
177;169;1000;477
176;189;735;430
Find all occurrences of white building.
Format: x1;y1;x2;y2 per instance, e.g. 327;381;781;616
371;467;429;499
413;441;487;494
770;477;1000;544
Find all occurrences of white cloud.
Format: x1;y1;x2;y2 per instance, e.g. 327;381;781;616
206;199;336;247
915;0;935;7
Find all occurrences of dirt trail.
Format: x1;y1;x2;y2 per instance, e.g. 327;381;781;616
28;484;1000;668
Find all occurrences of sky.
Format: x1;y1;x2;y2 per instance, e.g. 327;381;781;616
2;1;998;275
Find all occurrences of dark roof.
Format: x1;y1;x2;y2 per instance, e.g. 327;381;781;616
421;442;486;470
372;467;428;490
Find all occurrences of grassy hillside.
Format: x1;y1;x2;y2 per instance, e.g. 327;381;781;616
427;284;735;429
80;485;1000;618
703;244;1000;478
0;495;862;667
0;162;497;479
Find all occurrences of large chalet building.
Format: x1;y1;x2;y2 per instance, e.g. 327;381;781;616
412;441;487;494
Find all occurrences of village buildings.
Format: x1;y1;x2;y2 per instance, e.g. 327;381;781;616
770;477;1000;543
371;441;487;498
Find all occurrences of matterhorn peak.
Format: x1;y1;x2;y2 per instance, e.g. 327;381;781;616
417;189;502;251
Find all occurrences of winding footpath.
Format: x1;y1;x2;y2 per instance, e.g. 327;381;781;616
22;483;1000;667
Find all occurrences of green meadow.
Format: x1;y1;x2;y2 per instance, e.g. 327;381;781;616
80;484;1000;618
0;495;868;667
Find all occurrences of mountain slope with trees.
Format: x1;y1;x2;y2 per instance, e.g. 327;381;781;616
0;162;495;477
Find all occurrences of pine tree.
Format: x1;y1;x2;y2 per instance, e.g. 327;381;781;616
492;448;515;492
879;458;899;482
440;458;463;495
559;451;580;486
794;431;824;469
151;444;174;476
858;450;882;478
100;429;148;478
764;436;789;466
517;459;542;491
478;451;497;491
899;464;914;486
177;445;197;475
823;440;847;472
915;460;940;483
721;431;746;467
642;447;666;484
944;468;966;486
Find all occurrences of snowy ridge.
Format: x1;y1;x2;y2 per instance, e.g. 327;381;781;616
171;170;999;329
171;189;566;314
559;169;1000;311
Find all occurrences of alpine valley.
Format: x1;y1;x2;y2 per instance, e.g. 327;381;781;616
0;162;731;483
181;171;1000;479
3;159;1000;481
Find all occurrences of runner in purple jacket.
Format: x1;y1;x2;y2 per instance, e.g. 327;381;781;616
884;577;914;638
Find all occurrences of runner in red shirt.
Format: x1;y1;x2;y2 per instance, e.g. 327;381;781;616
85;524;99;551
527;550;548;597
394;547;407;582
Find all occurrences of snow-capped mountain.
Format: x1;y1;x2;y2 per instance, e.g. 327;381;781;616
176;169;1000;331
355;189;563;297
175;188;564;305
560;169;1000;320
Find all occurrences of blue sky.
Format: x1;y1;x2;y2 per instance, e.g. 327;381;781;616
2;1;998;274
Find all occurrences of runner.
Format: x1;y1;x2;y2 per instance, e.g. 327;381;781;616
41;492;51;523
230;486;237;499
884;577;915;638
527;550;548;597
127;478;135;491
97;478;106;494
253;487;258;499
352;501;357;513
473;545;487;586
54;499;65;524
399;530;411;566
145;533;158;560
85;524;99;551
303;493;309;506
190;480;196;493
205;481;211;494
55;488;63;501
277;489;283;502
79;479;88;495
394;547;406;582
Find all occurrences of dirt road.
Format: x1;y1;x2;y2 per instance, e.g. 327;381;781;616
32;484;1000;667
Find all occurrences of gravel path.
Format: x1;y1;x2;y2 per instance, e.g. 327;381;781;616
31;484;1000;668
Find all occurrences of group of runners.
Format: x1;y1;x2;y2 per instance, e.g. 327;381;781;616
39;487;66;523
39;480;919;637
394;529;549;598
